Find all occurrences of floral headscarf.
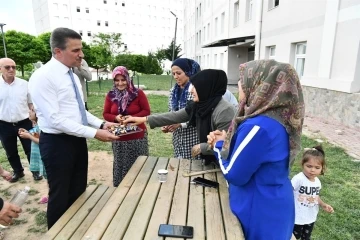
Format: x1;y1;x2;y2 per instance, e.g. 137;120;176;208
108;66;139;115
222;60;305;167
170;58;201;111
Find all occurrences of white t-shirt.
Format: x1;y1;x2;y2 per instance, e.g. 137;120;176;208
291;172;322;225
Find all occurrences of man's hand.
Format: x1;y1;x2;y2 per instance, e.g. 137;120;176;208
95;129;120;141
167;124;181;132
0;202;21;227
102;121;119;130
123;116;147;126
207;130;227;148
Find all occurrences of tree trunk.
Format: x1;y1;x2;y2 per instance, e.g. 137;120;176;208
21;64;25;78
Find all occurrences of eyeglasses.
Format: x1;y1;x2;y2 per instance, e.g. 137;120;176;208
2;65;16;70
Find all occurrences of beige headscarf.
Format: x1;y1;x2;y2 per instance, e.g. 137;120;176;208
222;60;305;167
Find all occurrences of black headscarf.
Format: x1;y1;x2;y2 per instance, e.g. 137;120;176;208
185;69;227;164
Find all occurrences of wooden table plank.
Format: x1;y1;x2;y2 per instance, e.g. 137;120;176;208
83;156;147;239
101;156;158;240
55;185;109;240
144;158;180;240
70;186;116;240
166;159;191;240
122;157;169;240
216;171;245;240
42;185;97;240
187;159;205;240
204;164;226;240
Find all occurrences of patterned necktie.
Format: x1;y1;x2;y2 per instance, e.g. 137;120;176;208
68;70;88;125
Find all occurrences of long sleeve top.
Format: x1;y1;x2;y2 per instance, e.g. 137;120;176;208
103;89;150;141
213;115;294;240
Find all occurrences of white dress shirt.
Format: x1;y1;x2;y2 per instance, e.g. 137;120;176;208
29;57;102;138
0;76;32;122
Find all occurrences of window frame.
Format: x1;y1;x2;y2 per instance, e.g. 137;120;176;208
294;42;307;78
234;1;239;27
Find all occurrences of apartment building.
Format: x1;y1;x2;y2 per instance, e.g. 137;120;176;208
183;0;360;127
32;0;184;55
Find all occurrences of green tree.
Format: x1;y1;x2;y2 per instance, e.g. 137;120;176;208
91;33;124;65
155;40;182;62
37;32;52;63
87;44;111;79
113;53;162;75
0;30;47;77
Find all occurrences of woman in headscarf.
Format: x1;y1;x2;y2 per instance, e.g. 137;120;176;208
123;69;236;163
164;58;201;160
207;60;305;240
103;66;150;187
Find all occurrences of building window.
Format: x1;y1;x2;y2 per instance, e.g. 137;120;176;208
115;0;118;5
246;0;253;21
267;46;276;59
86;7;89;13
103;0;107;4
268;0;280;10
199;3;201;17
76;6;80;12
88;31;92;36
234;1;239;27
196;7;199;20
122;2;125;6
214;54;218;67
97;20;101;26
79;30;83;36
294;42;306;77
221;12;225;34
105;21;109;27
207;23;210;39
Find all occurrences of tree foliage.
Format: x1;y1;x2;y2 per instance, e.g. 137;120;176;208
0;30;47;77
113;53;162;75
37;32;52;63
155;40;182;62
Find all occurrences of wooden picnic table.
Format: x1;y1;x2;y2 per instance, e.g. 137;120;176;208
42;156;245;240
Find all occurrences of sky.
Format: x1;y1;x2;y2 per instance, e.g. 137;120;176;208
1;0;37;35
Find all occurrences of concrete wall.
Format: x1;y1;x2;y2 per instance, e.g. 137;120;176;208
303;86;360;128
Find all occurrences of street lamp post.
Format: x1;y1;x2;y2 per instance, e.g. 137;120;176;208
0;23;7;58
170;11;178;88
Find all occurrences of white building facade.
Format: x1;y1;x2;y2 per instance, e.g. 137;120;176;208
183;0;360;127
32;0;184;56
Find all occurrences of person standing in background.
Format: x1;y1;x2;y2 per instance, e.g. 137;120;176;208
29;27;119;229
0;58;43;183
163;58;201;160
74;59;92;110
103;66;150;186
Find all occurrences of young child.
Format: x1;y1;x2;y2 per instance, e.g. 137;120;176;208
18;108;48;204
292;145;334;240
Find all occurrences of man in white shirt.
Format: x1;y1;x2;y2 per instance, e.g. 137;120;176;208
29;27;119;229
74;59;92;110
0;58;43;182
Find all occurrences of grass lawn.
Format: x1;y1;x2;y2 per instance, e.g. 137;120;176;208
0;92;359;239
87;74;173;94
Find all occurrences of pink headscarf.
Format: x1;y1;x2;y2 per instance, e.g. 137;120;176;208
109;66;139;115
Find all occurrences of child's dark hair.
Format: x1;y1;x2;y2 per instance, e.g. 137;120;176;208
301;145;326;175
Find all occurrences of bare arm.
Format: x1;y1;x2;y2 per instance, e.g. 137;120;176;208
318;196;334;213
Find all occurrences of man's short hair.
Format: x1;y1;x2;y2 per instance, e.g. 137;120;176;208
50;28;82;55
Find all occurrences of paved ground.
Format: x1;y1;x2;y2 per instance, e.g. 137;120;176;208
144;88;360;160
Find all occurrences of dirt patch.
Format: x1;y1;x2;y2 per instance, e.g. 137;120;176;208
0;151;113;240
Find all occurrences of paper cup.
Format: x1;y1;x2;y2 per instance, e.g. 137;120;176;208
158;169;168;183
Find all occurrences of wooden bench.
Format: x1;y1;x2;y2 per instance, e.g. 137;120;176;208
42;156;295;240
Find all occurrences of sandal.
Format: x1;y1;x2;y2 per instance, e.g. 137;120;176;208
38;196;48;204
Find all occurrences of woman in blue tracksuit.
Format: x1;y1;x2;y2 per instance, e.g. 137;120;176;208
208;60;305;240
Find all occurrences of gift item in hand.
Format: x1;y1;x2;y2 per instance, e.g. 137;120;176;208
108;124;142;136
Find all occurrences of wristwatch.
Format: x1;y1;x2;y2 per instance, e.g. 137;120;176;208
100;121;106;129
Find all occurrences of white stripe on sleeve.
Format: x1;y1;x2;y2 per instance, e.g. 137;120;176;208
218;125;260;174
